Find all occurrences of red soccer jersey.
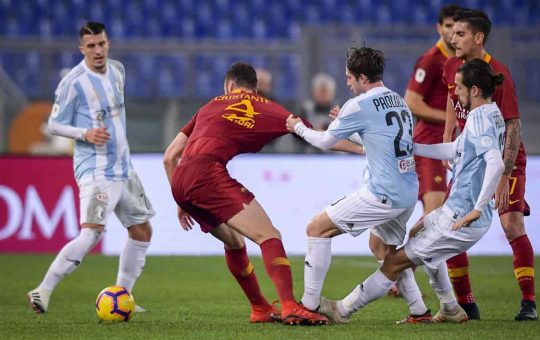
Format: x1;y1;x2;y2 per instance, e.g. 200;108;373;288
407;41;451;145
180;90;305;164
443;53;526;170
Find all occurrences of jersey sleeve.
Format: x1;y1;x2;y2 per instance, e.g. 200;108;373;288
327;98;366;139
49;79;78;126
468;114;500;156
180;112;198;136
406;55;436;96
493;67;520;121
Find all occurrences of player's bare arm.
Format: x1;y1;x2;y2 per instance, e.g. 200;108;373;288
404;90;446;123
163;131;188;184
163;131;193;230
495;118;521;211
84;127;111;146
442;95;456;169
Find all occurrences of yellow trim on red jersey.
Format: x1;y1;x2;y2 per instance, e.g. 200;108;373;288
484;52;492;63
436;41;451;59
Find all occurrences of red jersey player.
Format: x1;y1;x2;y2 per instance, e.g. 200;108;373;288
163;63;361;325
443;9;536;321
405;4;460;216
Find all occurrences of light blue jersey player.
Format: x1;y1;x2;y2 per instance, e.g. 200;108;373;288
287;46;429;322
49;58;130;181
28;22;153;315
314;59;506;326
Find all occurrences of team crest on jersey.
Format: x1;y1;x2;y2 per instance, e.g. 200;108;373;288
222;99;261;129
116;80;123;94
414;68;426;83
95;193;108;202
51;104;60;118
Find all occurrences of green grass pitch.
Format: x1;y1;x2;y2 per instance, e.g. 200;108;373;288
1;255;538;339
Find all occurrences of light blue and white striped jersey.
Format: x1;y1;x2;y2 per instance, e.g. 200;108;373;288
328;86;418;208
49;59;131;181
444;103;506;227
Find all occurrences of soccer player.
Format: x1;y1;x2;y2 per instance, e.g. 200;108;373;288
405;4;460;216
317;58;505;325
443;9;536;321
286;46;431;323
163;63;361;325
27;22;154;314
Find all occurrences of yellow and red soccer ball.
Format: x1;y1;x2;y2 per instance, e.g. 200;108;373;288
95;286;135;322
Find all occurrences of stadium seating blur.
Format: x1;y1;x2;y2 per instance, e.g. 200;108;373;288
0;0;538;101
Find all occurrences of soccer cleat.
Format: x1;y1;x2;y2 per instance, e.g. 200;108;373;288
396;309;432;324
319;296;350;324
514;300;538;321
460;302;480;320
250;304;281;323
281;302;329;325
135;305;147;313
433;305;468;323
27;288;51;314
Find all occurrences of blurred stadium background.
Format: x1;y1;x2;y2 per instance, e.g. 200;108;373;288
1;0;539;153
0;0;539;256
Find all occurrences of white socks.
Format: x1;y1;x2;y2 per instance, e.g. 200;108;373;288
38;228;103;292
424;262;458;310
116;238;150;292
397;268;428;315
301;237;332;310
340;269;395;316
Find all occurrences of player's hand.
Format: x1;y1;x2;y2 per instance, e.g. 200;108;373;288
494;174;509;211
452;209;481;231
329;106;340;121
408;218;425;238
442;160;453;171
177;206;194;231
85;127;110;146
286;114;302;133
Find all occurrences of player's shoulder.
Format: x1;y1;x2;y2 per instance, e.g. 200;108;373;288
338;97;362;118
488;56;512;76
58;62;85;88
444;57;462;71
108;59;126;74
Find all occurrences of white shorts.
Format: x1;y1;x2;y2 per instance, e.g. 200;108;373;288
404;207;489;271
78;171;155;227
325;186;414;245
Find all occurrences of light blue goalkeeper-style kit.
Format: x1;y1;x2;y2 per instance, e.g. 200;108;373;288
328;86;418;209
48;59;130;181
444;102;506;227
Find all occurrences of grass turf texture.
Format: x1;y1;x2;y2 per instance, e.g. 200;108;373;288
1;255;538;339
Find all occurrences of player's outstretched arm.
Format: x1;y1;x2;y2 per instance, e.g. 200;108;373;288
413;141;456;160
163;131;188;184
286;114;339;150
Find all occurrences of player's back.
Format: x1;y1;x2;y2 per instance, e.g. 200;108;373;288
330;87;418;208
50;59;130;181
182;90;291;164
445;103;505;227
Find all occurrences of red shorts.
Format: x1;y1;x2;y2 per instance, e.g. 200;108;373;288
498;169;530;216
171;155;255;233
415;155;447;200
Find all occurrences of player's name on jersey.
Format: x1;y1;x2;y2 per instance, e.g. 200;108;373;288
372;92;407;112
214;93;270;103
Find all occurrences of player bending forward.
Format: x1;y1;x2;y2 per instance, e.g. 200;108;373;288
318;59;505;324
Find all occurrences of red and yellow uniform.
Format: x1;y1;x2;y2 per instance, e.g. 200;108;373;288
172;90;309;232
407;41;450;199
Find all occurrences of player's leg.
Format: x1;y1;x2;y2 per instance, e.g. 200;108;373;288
446;252;479;319
321;248;413;324
301;211;342;311
28;176;119;313
226;199;328;325
211;224;278;323
422;191;445;215
424;261;467;323
500;210;536;321
115;173;154;296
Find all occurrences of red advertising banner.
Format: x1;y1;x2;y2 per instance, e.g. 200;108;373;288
0;156;101;253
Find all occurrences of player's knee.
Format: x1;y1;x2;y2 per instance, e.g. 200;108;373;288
127;222;152;242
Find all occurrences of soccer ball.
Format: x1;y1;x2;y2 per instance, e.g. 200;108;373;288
95;286;135;322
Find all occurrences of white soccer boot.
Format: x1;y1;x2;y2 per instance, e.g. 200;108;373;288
319;296;350;324
27;288;51;314
433;305;468;323
135;305;147;313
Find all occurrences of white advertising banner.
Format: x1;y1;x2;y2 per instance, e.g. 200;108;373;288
103;154;540;256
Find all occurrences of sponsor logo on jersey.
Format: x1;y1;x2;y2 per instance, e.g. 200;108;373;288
222;99;261;129
398;157;416;173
